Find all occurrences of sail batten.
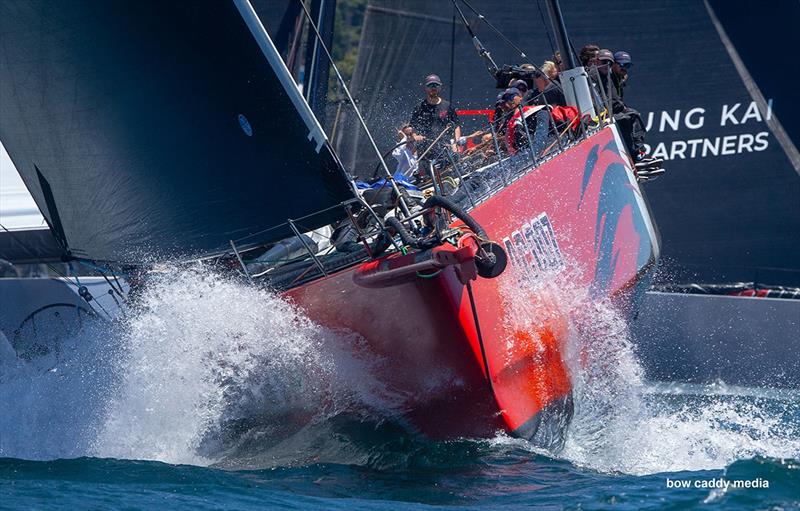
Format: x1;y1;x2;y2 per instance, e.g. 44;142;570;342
0;0;353;264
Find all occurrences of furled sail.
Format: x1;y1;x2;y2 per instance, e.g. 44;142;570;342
0;0;354;264
339;0;800;287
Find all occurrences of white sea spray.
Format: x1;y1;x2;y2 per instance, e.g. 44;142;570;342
494;258;800;475
0;266;393;465
1;262;798;474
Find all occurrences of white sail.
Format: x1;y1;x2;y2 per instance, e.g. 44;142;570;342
0;140;44;231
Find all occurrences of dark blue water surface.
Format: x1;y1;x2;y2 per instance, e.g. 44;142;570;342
2;387;799;510
1;450;798;510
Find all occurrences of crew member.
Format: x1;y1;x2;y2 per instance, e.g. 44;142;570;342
392;125;421;178
531;68;566;107
500;87;550;156
409;74;462;157
579;44;600;67
541;60;560;81
491;90;505;131
611;50;631;99
509;78;534;105
594;49;625;113
608;50;663;175
510;78;529;95
552;51;565;72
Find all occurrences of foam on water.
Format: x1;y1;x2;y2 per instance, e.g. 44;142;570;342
565;296;800;476
494;264;800;476
1;318;116;459
1;264;799;476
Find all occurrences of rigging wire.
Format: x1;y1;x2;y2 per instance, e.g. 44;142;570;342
70;264;113;321
450;0;499;76
450;5;456;102
104;271;127;298
76;259;127;300
450;0;565;93
535;0;557;59
0;222;105;319
294;0;411;217
456;0;528;59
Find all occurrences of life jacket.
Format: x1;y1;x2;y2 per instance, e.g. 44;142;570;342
549;105;580;132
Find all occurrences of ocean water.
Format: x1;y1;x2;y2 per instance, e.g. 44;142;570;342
1;267;799;510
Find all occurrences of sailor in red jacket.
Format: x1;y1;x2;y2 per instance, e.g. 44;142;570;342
498;87;551;156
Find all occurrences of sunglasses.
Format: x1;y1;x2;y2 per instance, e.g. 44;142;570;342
620;63;632;69
426;83;441;88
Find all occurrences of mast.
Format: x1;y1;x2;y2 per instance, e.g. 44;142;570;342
543;0;576;69
542;0;595;117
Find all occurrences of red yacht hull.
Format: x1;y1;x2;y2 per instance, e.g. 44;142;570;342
284;126;660;445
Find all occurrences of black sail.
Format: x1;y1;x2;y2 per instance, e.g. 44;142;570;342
339;0;800;287
0;0;353;264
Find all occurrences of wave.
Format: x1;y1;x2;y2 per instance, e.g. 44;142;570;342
494;263;800;475
0;454;797;511
1;264;799;477
0;266;401;467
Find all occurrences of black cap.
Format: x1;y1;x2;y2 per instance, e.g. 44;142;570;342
614;51;632;66
597;49;614;63
510;79;529;92
501;87;521;102
424;74;443;86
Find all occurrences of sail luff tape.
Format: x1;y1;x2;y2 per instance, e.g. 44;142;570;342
233;0;328;152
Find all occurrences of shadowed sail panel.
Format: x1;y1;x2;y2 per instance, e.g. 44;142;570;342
0;0;353;264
